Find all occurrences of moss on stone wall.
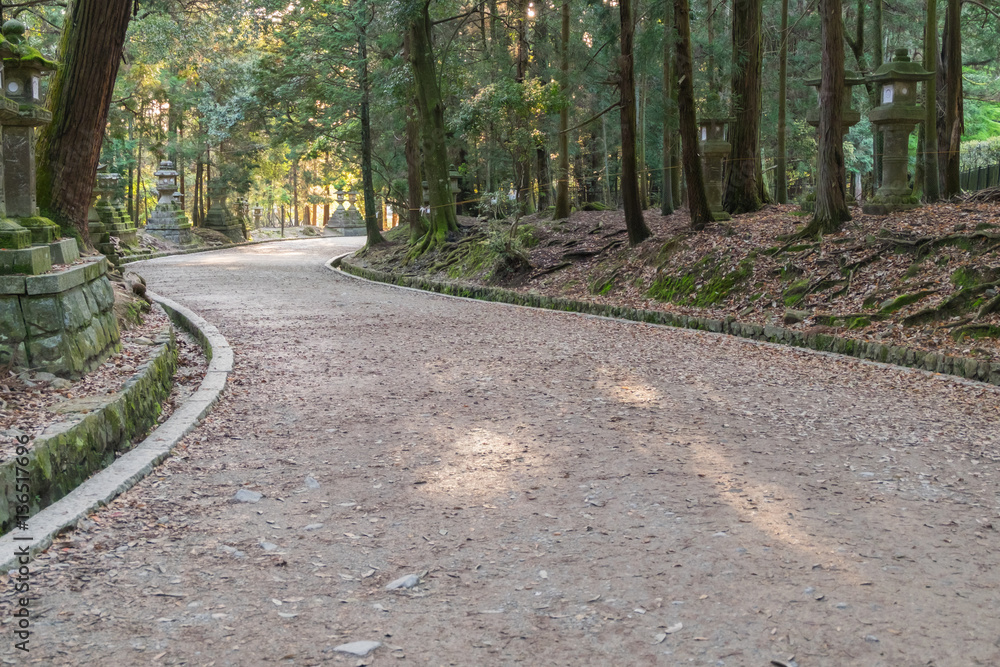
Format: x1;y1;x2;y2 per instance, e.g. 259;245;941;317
0;328;177;535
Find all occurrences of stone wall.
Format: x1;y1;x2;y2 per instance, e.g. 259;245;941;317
0;327;176;534
0;257;120;377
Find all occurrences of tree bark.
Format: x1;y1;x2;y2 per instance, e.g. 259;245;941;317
402;33;427;243
941;0;962;197
513;0;534;214
407;1;458;254
553;2;571;220
873;0;884;189
805;0;851;236
661;0;675;215
723;0;765;214
776;0;789;203
923;0;940;201
675;0;711;230
619;0;652;245
358;4;384;246
35;0;133;246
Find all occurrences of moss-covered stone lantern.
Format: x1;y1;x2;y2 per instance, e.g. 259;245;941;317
0;20;55;221
0;19;70;275
203;178;244;242
863;48;933;214
698;114;733;222
253;205;262;227
804;70;865;134
449;164;461;215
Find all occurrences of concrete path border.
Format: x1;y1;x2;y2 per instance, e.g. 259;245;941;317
327;253;1000;394
0;293;232;572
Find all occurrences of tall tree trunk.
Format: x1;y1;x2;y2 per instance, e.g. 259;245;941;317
723;0;765;214
619;0;652;245
513;0;534;213
292;157;299;226
358;5;384;246
553;2;571;220
661;0;675;215
533;8;552;210
402;32;427;243
776;0;789;204
638;73;648;210
407;1;458;254
805;0;851;236
35;0;133;246
941;0;962;197
675;0;711;230
873;0;884;189
923;0;940;202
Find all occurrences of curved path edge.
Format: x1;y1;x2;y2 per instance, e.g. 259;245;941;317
0;293;233;573
330;253;1000;391
120;234;323;265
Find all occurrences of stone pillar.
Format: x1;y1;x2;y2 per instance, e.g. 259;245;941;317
698;117;732;222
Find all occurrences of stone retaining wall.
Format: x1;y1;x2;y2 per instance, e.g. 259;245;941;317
338;259;1000;387
0;257;120;377
0;326;177;535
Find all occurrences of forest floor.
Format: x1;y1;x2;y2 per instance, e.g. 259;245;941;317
2;237;999;666
353;194;1000;365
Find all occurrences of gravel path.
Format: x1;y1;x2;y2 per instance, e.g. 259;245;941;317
4;238;1000;666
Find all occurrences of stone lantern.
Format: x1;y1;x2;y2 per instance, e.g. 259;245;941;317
804;70;865;134
146;160;194;244
92;170;137;252
863;48;933;214
204;179;244;242
698;116;733;222
449;164;461;215
253;205;263;228
171;191;184;208
0;20;56;230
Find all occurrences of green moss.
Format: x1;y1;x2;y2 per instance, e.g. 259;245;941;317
846;316;871;330
951;266;980;289
648;254;753;307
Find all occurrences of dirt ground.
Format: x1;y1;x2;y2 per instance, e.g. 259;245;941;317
3;237;1000;666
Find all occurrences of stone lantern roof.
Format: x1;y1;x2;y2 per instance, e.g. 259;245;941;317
0;20;57;126
802;69;866;89
868;48;933;84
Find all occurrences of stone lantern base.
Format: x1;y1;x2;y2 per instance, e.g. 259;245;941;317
146;203;195;245
96;201;138;248
203;204;246;243
324;208;366;236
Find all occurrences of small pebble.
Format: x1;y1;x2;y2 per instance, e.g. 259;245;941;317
303;523;324;531
386;574;419;590
305;476;321;489
233;489;263;503
332;640;381;656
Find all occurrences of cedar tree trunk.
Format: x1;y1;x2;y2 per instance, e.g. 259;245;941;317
805;0;851;236
723;0;765;214
553;2;571;220
675;0;711;230
35;0;133;246
618;0;651;245
407;1;457;254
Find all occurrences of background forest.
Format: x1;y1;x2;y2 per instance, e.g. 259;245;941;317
5;0;1000;237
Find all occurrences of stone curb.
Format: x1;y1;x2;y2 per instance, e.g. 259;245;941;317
330;255;1000;389
119;234;326;265
0;326;177;535
0;292;233;572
